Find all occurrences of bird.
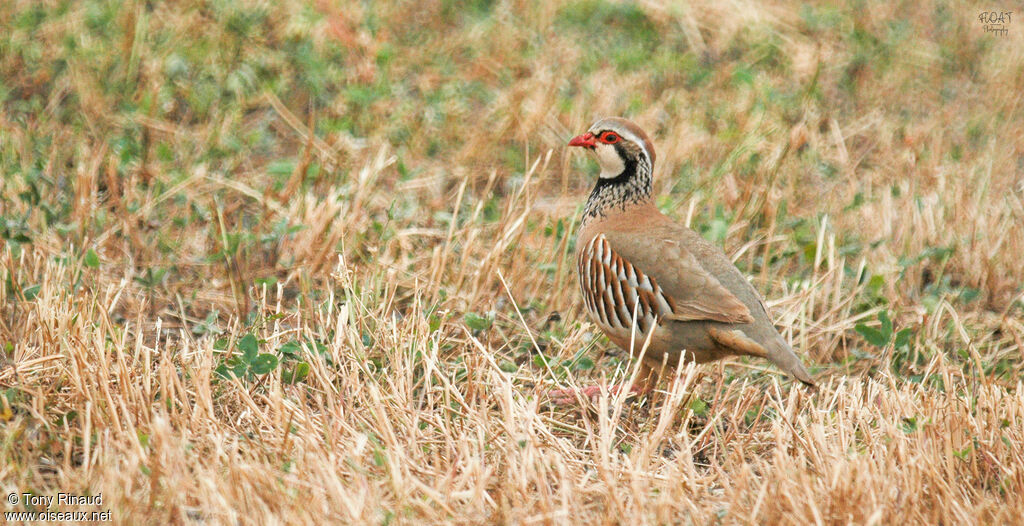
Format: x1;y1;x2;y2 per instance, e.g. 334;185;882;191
551;117;814;404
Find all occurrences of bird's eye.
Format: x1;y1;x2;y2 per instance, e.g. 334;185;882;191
602;132;619;143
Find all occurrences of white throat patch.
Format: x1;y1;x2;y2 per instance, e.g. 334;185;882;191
594;143;626;178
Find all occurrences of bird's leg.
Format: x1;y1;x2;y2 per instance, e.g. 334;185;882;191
548;361;658;406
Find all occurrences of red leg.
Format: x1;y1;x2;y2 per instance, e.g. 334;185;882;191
547;383;647;405
547;362;658;406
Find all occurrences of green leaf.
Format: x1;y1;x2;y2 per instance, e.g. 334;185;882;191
855;324;889;348
499;360;518;373
464;312;493;331
894;328;914;349
238;333;259;362
267;159;297;177
84;248;100;268
255;276;277;287
428;314;442;334
878;310;893;339
707;217;729;244
21;284;41;301
249;353;279;375
55;410;77;427
867;274;885;296
282;362;310;384
278;340;303;358
690;397;709;417
573;356;595;371
959;287;981;303
802;242;818;264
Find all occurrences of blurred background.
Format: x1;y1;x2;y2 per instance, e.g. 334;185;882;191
2;0;1023;522
4;0;1023;371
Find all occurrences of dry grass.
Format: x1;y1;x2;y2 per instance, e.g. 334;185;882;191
2;0;1024;524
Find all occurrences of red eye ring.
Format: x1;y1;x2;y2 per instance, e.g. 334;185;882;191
601;132;620;144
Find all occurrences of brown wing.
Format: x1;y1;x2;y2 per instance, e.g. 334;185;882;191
597;231;754;325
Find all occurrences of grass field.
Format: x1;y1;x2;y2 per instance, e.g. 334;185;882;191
2;0;1024;523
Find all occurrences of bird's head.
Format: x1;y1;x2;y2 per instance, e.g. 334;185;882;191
568;117;656;180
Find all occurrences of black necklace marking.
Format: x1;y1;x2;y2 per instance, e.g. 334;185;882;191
581;143;652;222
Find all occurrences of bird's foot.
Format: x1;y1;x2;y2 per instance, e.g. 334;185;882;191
547;383;646;406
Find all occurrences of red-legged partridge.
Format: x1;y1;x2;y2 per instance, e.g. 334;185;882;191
553;117;814;403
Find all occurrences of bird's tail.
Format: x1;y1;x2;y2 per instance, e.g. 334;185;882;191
765;335;815;386
708;328;815;386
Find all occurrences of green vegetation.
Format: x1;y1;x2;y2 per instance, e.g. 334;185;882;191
2;0;1023;523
